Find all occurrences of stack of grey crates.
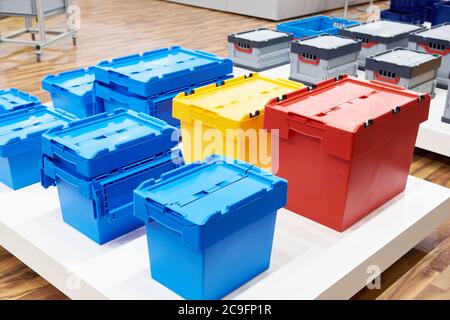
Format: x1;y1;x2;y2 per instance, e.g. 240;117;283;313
339;20;424;69
289;34;361;86
227;28;293;71
365;48;442;97
0;0;68;16
409;23;450;89
443;88;450;124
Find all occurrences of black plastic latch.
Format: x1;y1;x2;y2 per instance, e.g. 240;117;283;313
392;106;401;115
363;119;374;128
249;110;261;118
185;89;195;96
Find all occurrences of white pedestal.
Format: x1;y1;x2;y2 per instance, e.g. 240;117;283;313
0;176;449;300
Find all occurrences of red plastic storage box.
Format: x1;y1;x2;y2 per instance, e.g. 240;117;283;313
264;75;430;232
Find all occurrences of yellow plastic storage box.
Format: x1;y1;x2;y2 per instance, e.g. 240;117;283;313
173;73;303;170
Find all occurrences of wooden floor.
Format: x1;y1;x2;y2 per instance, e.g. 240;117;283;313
0;0;448;300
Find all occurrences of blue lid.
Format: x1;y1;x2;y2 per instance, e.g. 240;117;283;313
0;88;40;113
94;46;233;97
0;105;73;157
42;67;95;103
134;155;288;250
42;109;178;178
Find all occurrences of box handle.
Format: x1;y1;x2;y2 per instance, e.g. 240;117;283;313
374;72;400;85
235;43;252;54
419;43;450;56
286;112;324;140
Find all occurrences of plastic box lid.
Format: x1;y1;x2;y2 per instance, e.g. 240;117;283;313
228;28;293;48
0;105;73;158
0;88;40;113
264;75;430;160
366;48;442;78
340;20;424;43
409;23;450;48
41;109;179;178
94;46;233;98
42;67;95;103
134;155;288;250
173;73;303;128
291;34;362;60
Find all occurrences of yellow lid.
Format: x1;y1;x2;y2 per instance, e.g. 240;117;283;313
173;73;304;128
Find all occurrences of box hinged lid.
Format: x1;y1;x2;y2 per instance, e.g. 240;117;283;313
264;76;430;160
134;155;287;250
0;88;40;113
0;105;73;157
340;20;423;44
228;28;293;48
366;48;442;78
173;73;303;127
409;23;450;52
94;46;233;97
291;34;362;60
41;109;178;178
42;67;95;103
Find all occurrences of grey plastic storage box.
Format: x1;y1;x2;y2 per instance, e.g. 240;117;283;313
227;28;293;71
339;20;424;69
0;0;68;16
365;48;442;97
289;34;361;86
409;23;450;89
443;88;450;124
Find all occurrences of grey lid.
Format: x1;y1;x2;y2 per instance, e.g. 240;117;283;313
409;23;450;47
228;28;293;48
299;34;356;49
366;48;442;78
340;20;423;44
291;34;361;60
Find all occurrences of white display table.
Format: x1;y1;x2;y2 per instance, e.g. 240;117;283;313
0;176;449;300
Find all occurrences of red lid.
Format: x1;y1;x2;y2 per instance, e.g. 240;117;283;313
264;76;430;160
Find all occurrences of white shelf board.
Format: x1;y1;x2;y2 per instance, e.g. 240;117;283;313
234;66;450;157
0;176;449;300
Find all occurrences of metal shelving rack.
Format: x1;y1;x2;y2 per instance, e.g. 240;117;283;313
0;0;77;61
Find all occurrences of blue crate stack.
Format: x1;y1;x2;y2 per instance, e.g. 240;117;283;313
276;15;360;39
42;67;103;119
93;46;233;127
381;0;450;25
134;155;288;299
41;109;183;244
0;104;74;190
381;0;426;24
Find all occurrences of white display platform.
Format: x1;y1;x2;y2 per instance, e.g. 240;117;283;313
235;66;450;157
0;176;449;300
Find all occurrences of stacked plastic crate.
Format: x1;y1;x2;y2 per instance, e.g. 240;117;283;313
381;0;427;24
0;89;75;190
92;46;233;127
42;67;102;119
40;109;183;245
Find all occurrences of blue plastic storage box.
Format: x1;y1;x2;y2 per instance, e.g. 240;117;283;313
276;15;360;39
42;67;102;119
0;88;40;115
0;105;73;190
390;0;427;12
94;75;233;127
381;9;425;24
41;109;179;179
41;150;183;244
134;155;288;300
432;1;450;25
93;46;233;98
